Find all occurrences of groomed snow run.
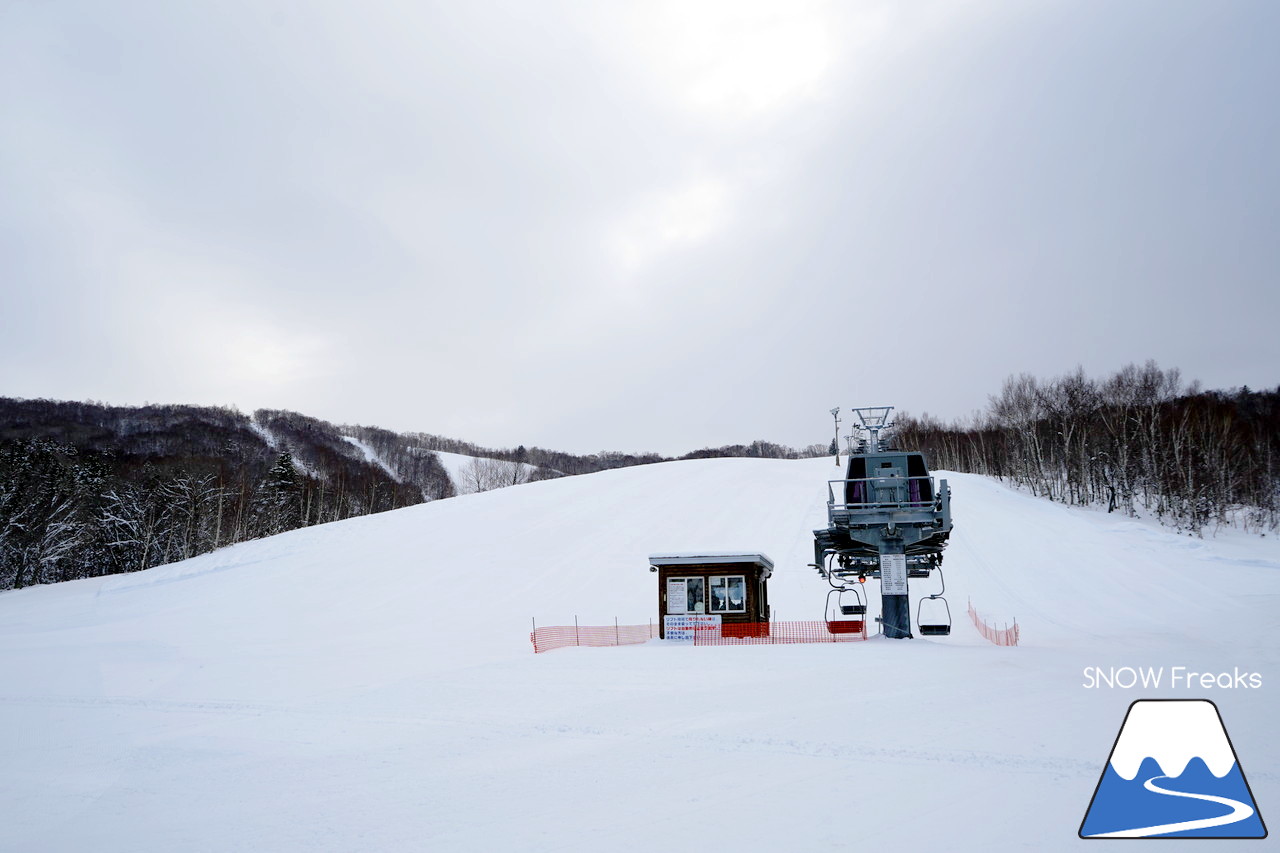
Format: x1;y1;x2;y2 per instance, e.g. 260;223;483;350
431;449;539;493
1;457;1276;851
340;435;403;482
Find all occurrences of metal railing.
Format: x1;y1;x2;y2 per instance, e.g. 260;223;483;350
827;476;939;512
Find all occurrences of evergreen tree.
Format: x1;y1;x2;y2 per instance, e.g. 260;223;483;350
252;452;303;537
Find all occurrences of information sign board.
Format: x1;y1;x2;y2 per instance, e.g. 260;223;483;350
880;553;908;595
664;614;721;643
666;578;687;614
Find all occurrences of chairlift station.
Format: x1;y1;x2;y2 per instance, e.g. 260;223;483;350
814;407;954;638
649;552;773;639
640;406;952;644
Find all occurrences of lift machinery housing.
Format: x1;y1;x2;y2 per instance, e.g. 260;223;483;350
813;406;953;639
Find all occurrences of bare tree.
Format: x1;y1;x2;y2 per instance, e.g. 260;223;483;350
460;457;533;493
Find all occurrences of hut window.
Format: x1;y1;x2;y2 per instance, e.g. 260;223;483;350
666;577;706;614
709;575;746;613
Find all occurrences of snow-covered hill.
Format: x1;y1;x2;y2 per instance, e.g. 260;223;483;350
1;458;1275;851
339;435;526;497
430;449;540;494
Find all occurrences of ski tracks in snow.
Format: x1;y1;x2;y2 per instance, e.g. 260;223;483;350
0;693;1097;781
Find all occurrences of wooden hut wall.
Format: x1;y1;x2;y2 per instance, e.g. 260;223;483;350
657;562;768;636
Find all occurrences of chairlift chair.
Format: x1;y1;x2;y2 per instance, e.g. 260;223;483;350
825;584;866;635
916;567;952;636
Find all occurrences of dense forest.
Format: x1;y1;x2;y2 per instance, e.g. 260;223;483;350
0;400;450;589
895;362;1280;534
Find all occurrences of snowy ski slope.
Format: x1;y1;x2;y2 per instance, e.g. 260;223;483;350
429;449;540;494
1;457;1275;851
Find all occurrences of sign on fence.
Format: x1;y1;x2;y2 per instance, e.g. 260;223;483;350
664;614;721;642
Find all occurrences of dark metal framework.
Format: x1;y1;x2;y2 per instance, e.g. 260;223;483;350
813;406;953;638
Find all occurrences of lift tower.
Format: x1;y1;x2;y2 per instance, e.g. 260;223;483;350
813;407;953;639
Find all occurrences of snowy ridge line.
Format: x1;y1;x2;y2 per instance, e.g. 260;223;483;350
968;597;1020;646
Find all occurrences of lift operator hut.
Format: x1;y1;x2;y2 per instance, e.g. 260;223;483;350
650;552;772;639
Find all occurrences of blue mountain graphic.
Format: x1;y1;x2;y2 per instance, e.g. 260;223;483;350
1081;756;1266;838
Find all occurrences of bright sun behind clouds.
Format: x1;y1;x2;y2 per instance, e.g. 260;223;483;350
616;0;840;122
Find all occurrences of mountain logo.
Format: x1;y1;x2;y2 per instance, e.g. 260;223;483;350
1080;699;1267;839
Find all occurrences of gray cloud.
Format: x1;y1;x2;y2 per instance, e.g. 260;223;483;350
2;0;1277;455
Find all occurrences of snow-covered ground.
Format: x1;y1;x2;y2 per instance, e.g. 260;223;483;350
1;458;1275;851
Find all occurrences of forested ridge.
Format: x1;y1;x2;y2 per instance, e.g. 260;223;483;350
4;363;1274;591
895;362;1280;534
0;400;450;589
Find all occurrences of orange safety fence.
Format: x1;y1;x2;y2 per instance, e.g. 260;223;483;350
693;620;868;646
967;597;1020;646
531;619;868;652
531;621;658;653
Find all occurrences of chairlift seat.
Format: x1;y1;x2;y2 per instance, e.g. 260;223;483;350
826;619;864;634
914;568;951;638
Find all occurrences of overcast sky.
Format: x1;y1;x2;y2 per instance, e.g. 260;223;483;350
2;1;1277;456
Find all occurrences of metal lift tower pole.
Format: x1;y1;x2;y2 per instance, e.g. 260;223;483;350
830;407;841;466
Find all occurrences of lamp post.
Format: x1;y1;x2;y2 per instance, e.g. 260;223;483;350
830;407;841;466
